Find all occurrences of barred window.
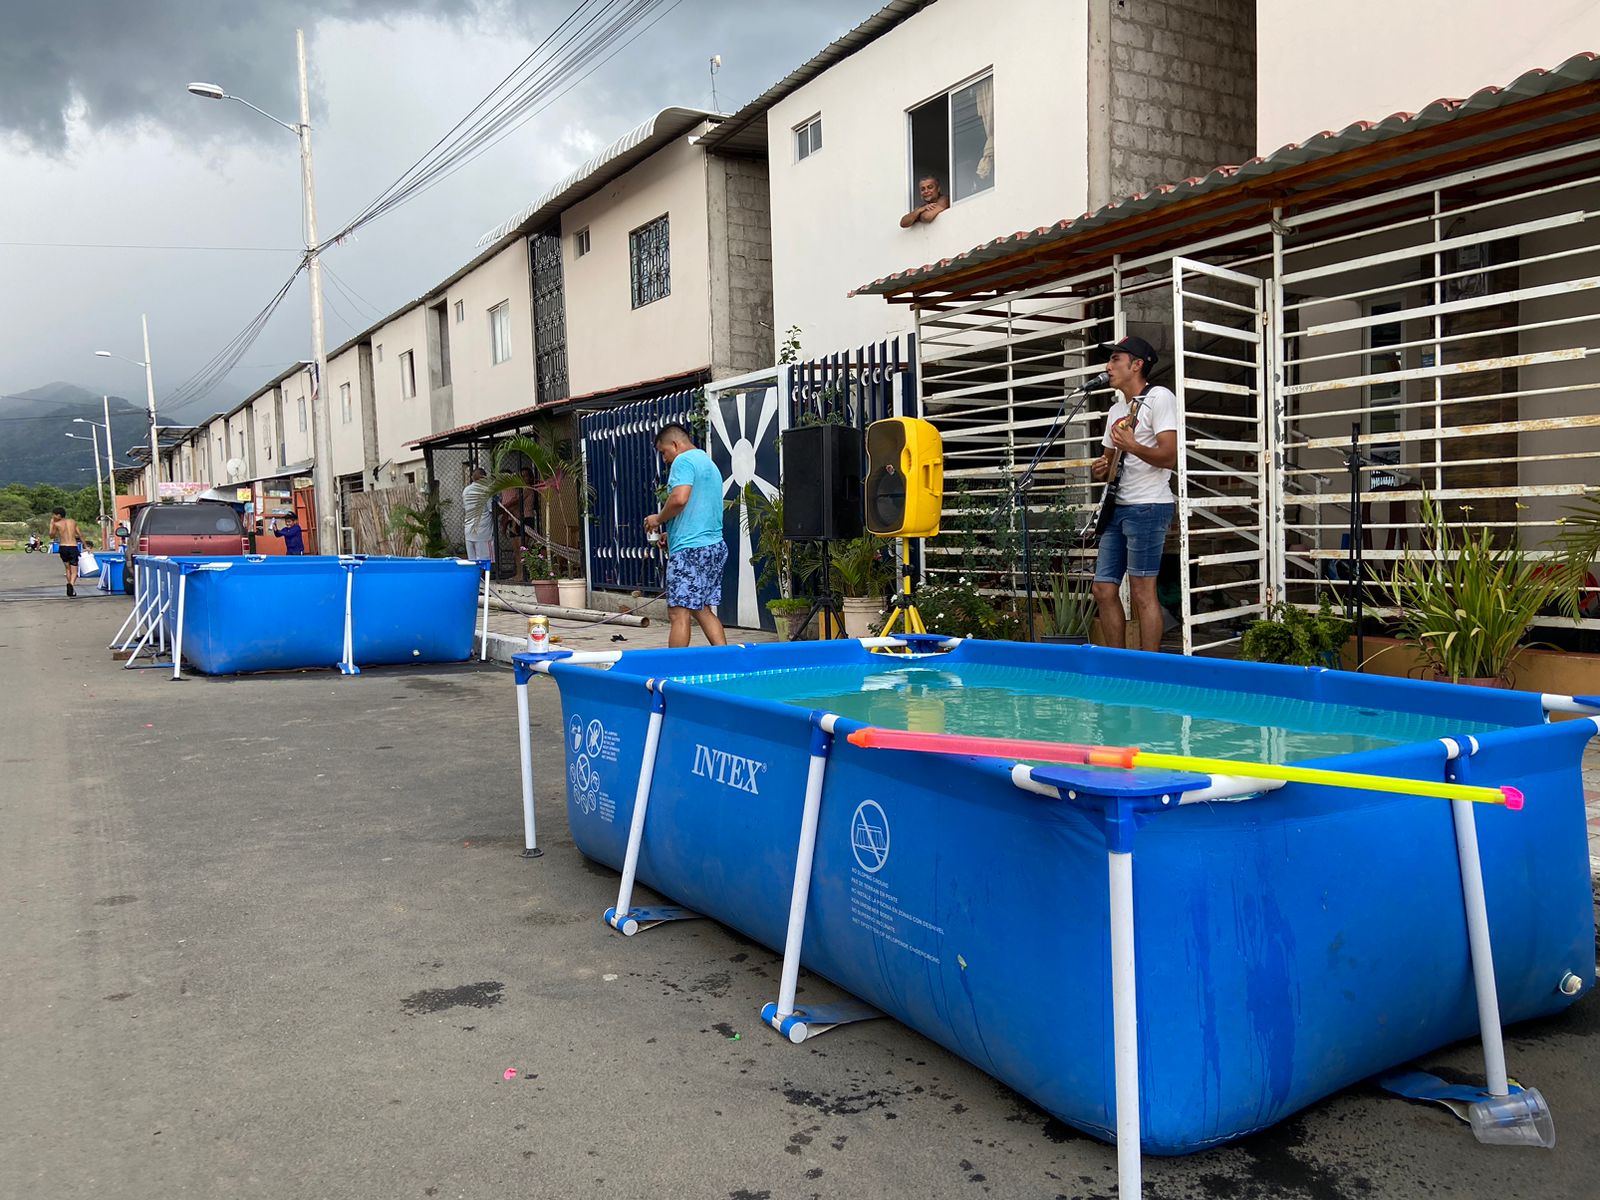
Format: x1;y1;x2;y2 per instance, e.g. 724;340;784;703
629;214;670;309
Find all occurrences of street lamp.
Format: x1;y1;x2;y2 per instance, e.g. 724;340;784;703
65;429;108;539
186;28;335;555
74;412;118;521
95;327;160;506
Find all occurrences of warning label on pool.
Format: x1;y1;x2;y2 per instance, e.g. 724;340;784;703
567;712;622;822
847;801;942;964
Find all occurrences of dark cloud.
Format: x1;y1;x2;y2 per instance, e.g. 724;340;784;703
0;1;484;151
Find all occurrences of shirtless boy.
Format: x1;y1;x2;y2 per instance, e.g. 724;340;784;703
48;507;83;597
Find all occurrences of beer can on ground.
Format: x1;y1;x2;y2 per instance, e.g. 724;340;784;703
527;614;550;653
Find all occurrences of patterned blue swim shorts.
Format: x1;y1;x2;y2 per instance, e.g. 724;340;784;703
666;542;728;610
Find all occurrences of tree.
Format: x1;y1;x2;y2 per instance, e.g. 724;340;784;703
0;494;31;522
68;484;102;525
27;483;71;514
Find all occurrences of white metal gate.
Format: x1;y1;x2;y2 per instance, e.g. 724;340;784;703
1171;257;1271;654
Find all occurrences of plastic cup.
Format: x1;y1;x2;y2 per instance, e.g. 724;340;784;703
1467;1087;1556;1148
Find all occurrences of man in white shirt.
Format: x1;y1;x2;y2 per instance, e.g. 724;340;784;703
461;466;495;565
1089;335;1178;652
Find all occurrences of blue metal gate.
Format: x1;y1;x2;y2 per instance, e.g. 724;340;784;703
581;389;698;594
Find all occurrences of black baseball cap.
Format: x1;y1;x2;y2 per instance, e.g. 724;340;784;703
1101;334;1160;372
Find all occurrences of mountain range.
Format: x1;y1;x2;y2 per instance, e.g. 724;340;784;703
0;383;182;488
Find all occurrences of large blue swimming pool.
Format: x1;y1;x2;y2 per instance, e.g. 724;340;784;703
529;636;1595;1158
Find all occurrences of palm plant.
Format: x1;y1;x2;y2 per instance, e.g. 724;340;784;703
476;431;590;575
743;484;818;602
1378;491;1560;683
388;493;450;557
829;534;893;599
1549;488;1600;620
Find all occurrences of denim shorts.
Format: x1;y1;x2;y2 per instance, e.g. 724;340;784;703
666;541;728;610
1094;503;1174;583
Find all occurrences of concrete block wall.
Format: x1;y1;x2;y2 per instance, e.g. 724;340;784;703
1106;0;1256;202
710;155;775;378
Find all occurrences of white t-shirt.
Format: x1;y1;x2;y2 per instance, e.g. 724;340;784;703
1101;384;1179;505
461;480;494;541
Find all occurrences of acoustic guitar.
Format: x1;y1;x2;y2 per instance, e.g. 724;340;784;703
1091;392;1148;541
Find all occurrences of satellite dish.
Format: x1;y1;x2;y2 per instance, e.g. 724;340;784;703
225;457;246;480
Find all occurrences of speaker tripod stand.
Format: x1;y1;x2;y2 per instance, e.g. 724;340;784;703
793;539;847;640
876;539;927;638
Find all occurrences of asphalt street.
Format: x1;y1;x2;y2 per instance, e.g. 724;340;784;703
2;549;1596;1200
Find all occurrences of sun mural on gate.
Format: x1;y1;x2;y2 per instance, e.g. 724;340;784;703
704;381;782;629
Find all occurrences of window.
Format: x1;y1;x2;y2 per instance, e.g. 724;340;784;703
340;382;352;424
908;71;994;206
575;227;591;257
297;396;307;433
628;214;670;308
400;350;417;398
489;301;512;364
794;114;822;161
375;343;383;363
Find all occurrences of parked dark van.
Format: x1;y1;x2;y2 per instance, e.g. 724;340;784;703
118;501;249;594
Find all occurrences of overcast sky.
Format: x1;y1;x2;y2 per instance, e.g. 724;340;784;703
0;0;872;421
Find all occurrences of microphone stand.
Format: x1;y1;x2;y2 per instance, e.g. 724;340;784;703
1344;422;1366;670
1014;374;1103;640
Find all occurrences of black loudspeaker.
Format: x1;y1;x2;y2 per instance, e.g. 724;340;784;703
782;424;864;541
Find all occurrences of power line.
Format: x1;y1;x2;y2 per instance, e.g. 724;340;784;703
321;262;386;322
0;240;302;253
159;259;308;413
321;0;682;248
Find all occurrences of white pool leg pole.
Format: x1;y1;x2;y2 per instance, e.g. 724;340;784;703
775;719;834;1029
341;569;356;673
516;674;539;856
1109;846;1143;1198
170;573;187;680
609;685;667;934
479;567;491;661
1444;735;1509;1097
109;577;143;649
156;570;167;654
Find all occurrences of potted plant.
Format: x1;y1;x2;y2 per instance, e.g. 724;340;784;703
1376;491;1561;686
522;546;560;606
1039;567;1097;644
1240;594;1353;667
829;534;892;638
744;485;819;640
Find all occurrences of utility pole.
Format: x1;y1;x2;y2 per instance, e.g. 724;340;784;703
103;394;118;538
297;28;336;556
142;314;160;504
88;425;107;544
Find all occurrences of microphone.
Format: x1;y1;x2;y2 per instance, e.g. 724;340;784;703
1071;371;1109;396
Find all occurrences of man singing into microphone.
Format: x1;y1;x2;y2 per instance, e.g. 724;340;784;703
1089;335;1178;652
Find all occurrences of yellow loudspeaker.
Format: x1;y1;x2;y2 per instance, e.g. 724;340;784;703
865;417;943;537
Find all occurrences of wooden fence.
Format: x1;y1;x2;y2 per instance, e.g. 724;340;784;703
346;485;426;555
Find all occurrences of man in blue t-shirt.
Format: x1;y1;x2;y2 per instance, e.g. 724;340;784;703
642;424;729;648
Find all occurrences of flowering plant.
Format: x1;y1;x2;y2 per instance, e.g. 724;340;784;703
916;576;1026;640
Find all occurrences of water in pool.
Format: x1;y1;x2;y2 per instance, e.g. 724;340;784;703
682;661;1505;762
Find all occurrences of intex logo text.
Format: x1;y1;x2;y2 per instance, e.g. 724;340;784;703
691;743;767;795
